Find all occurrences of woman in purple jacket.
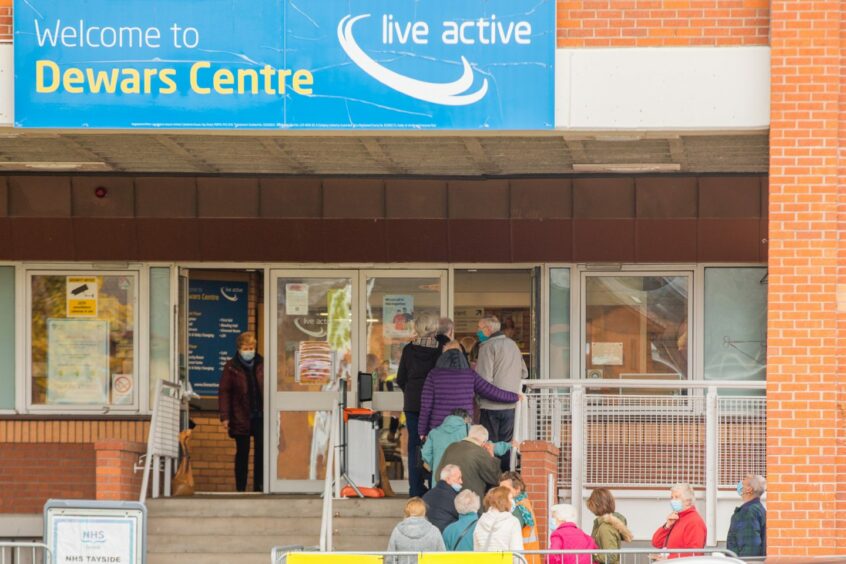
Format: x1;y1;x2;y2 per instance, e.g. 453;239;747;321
419;341;520;438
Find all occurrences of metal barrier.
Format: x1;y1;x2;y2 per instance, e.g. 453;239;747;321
518;379;767;547
0;542;52;564
138;379;183;502
271;548;741;564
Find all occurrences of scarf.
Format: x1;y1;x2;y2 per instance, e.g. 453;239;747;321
515;492;535;527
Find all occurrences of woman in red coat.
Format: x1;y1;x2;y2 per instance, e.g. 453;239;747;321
218;332;264;492
651;483;707;559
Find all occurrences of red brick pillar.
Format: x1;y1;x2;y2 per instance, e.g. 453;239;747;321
94;440;147;501
520;440;560;549
768;0;846;557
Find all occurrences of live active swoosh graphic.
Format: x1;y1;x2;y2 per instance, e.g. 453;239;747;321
337;14;488;106
220;288;239;302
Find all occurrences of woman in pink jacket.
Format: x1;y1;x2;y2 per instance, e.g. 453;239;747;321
549;504;598;564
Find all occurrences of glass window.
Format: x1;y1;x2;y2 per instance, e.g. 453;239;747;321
704;267;767;383
30;273;137;407
0;267;14;410
584;275;689;383
149;267;171;407
549;268;571;379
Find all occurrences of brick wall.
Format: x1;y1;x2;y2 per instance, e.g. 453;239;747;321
0;0;9;43
94;440;146;501
766;0;846;557
557;0;770;48
0;443;96;513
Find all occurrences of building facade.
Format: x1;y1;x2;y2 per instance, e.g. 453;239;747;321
0;0;843;558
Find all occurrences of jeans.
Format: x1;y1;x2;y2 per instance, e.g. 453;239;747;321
480;408;515;471
234;419;263;492
405;411;428;497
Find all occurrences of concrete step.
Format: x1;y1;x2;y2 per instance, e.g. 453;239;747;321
331;517;401;536
148;517;323;536
148;535;320;554
148;553;271;564
146;497;324;518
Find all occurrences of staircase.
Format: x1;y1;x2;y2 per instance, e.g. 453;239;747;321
146;495;408;564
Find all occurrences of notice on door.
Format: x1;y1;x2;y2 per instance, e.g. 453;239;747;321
67;276;98;317
188;279;249;398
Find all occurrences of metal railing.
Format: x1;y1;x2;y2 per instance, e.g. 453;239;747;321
0;542;52;564
138;380;183;503
271;547;740;564
518;379;767;547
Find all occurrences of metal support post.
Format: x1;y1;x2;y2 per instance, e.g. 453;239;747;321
705;387;718;547
570;385;585;525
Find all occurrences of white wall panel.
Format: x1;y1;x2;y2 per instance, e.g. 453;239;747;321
0;44;11;126
556;46;770;131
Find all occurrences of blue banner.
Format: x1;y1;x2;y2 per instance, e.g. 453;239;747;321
13;0;554;129
188;279;249;398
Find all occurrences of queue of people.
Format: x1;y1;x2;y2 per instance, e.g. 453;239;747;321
388;476;768;560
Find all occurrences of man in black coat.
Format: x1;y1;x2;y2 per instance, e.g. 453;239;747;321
422;464;463;532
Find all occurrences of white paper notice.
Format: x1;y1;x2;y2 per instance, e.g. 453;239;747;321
286;283;309;315
54;517;135;564
47;318;110;404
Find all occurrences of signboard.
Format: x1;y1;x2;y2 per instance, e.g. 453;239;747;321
13;0;554;130
188;279;248;397
45;500;146;564
382;295;414;339
66;276;98;317
285;283;309;316
47;318;110;405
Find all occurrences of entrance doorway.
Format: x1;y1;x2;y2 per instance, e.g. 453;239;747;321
179;267;266;493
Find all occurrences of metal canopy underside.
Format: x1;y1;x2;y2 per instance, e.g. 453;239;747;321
0;131;769;175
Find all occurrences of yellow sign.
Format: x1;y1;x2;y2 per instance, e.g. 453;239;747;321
66;276;98;317
287;556;382;564
421;554;514;564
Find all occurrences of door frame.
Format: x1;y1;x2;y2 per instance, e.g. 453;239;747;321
268;269;359;493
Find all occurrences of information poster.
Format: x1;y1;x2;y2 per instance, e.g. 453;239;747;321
66;276;98;317
47;318;109;404
188;279;249;397
54;517;136;564
285;283;309;315
382;295;414;339
591;342;624;366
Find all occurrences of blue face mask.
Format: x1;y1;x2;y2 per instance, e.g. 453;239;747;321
670;500;684;513
476;330;489;342
451;483;462;492
240;350;256;362
737;481;745;497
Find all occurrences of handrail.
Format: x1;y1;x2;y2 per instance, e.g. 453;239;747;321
319;401;340;552
523;378;766;390
0;541;53;564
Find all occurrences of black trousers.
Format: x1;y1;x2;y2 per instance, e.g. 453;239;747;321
480;408;515;471
234;421;263;492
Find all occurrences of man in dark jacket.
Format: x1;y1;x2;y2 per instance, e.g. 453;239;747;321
219;331;263;492
435;425;502;503
422;464;463;532
396;312;442;497
727;474;767;557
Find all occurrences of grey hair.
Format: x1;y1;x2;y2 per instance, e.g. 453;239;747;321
551;504;578;524
671;483;695;502
467;425;489;445
745;475;766;497
414;312;440;338
440;464;460;481
438;317;455;336
480;316;501;333
454;490;481;514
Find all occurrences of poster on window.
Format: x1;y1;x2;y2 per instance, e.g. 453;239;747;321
47;318;110;404
285;283;309;315
383;295;414;339
591;342;624;366
66;276;98;317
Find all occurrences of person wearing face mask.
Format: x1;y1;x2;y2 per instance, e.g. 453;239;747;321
651;483;706;559
499;472;540;564
726;474;767;557
475;316;528;471
549;503;598;564
443;490;482;551
218;331;264;492
422;464;463;532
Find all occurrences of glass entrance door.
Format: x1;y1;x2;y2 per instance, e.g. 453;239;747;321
360;270;447;491
269;270;357;493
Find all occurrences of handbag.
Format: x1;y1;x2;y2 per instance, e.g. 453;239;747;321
173;429;195;497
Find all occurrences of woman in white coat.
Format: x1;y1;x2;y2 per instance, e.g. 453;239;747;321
473;486;524;552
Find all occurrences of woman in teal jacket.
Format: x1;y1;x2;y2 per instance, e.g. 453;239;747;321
421;409;511;475
443;490;482;551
